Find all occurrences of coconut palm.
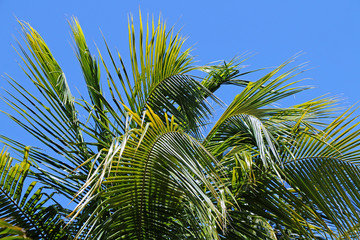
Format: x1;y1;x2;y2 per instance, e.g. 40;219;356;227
1;12;360;239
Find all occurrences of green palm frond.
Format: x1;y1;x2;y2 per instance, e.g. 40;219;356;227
209;114;281;175
99;11;220;134
236;173;331;239
283;105;360;163
3;20;91;168
220;151;331;239
285;157;360;238
284;95;341;127
221;214;278;240
16;21;82;143
0;148;65;240
70;18;111;146
204;61;339;173
278;106;360;238
145;74;219;133
1;19;104;207
127;12;194;108
261;95;341;137
69;108;227;239
0;135;83;201
206;59;311;143
199;56;260;96
0;219;31;240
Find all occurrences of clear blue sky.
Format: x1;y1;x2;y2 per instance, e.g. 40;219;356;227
0;0;359;146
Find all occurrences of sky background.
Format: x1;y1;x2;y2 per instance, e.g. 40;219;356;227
0;0;359;148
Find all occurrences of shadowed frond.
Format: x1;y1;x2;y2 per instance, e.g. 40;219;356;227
146;74;220;134
219;151;332;239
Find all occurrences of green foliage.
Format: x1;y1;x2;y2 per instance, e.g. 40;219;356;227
0;148;65;239
1;10;360;240
0;218;31;240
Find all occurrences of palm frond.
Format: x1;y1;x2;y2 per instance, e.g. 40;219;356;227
211;114;281;172
219;151;332;239
221;213;281;239
199;55;260;96
0;219;31;240
283;105;360;163
278;105;360;238
3;20;92;167
100;11;220;134
0;148;66;239
206;59;311;143
69;109;227;239
70;17;112;146
0;20;103;208
146;74;220;134
285;157;360;238
16;21;82;143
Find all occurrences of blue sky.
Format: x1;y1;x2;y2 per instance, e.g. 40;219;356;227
0;0;359;146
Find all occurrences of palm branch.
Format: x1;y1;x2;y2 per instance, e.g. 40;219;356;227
0;148;66;239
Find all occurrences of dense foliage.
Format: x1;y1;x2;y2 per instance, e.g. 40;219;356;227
1;12;360;239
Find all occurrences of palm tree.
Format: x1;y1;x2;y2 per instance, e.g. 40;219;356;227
1;11;360;239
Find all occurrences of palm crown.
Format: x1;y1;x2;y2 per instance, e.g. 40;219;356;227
1;12;360;240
